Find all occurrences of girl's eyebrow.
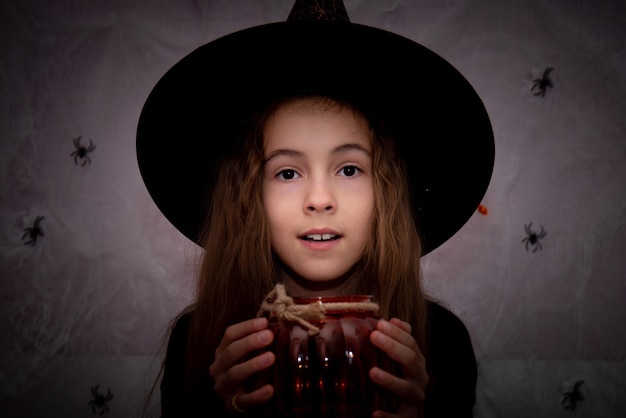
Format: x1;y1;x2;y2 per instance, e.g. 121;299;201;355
264;143;371;163
333;143;371;157
264;149;302;163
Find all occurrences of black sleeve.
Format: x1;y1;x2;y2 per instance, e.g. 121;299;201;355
161;313;190;417
161;313;227;417
423;302;478;418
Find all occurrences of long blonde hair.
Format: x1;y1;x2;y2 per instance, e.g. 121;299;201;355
180;94;428;391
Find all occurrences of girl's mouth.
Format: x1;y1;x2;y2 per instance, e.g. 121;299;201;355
301;234;340;242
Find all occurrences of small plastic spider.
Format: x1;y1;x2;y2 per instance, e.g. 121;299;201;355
89;385;114;415
22;215;45;246
522;222;547;252
531;67;554;97
561;380;584;410
71;136;96;166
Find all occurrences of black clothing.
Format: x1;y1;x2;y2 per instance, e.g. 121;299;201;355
161;301;477;417
422;302;478;417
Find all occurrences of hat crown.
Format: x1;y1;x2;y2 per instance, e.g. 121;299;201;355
288;0;350;22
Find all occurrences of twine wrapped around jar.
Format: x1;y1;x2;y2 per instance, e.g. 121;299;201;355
257;284;381;335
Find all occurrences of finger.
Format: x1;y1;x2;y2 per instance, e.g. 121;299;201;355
370;329;415;366
388;317;411;334
371;411;402;418
375;319;420;356
370;330;426;381
229;384;274;413
369;366;417;401
215;317;269;355
210;326;273;381
210;328;274;380
372;404;420;418
370;326;426;383
213;350;275;397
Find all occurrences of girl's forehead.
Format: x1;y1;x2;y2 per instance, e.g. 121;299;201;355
267;96;369;129
263;100;371;150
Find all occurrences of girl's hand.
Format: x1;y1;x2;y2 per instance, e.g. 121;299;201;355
369;318;429;418
208;317;276;413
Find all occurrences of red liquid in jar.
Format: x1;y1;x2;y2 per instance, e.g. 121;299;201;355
251;295;400;418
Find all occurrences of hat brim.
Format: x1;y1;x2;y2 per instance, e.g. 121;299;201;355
137;21;494;255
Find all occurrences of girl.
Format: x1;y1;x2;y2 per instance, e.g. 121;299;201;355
154;94;481;418
137;2;494;417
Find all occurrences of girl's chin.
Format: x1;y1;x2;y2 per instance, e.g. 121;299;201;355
275;260;357;296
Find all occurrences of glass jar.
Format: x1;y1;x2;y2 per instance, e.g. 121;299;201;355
252;294;400;418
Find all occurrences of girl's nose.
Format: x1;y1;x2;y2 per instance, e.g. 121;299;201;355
305;179;336;214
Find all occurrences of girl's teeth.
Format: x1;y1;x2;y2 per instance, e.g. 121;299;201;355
306;234;335;241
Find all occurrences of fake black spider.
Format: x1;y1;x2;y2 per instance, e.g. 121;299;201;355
531;67;554;97
71;136;96;166
561;380;584;411
522;222;547;252
89;385;114;415
22;215;45;246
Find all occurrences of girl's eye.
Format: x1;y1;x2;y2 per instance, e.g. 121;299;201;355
277;169;299;180
338;165;361;177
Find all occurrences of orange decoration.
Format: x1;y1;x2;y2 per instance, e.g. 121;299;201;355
477;204;488;215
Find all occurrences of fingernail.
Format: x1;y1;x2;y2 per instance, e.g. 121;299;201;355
254;317;267;329
260;384;274;398
371;367;385;382
372;331;387;344
258;330;272;344
378;319;391;333
259;352;273;366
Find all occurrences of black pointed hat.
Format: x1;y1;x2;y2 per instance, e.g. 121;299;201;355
137;0;495;255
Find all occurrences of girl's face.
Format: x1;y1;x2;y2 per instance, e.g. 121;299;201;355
262;98;375;294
